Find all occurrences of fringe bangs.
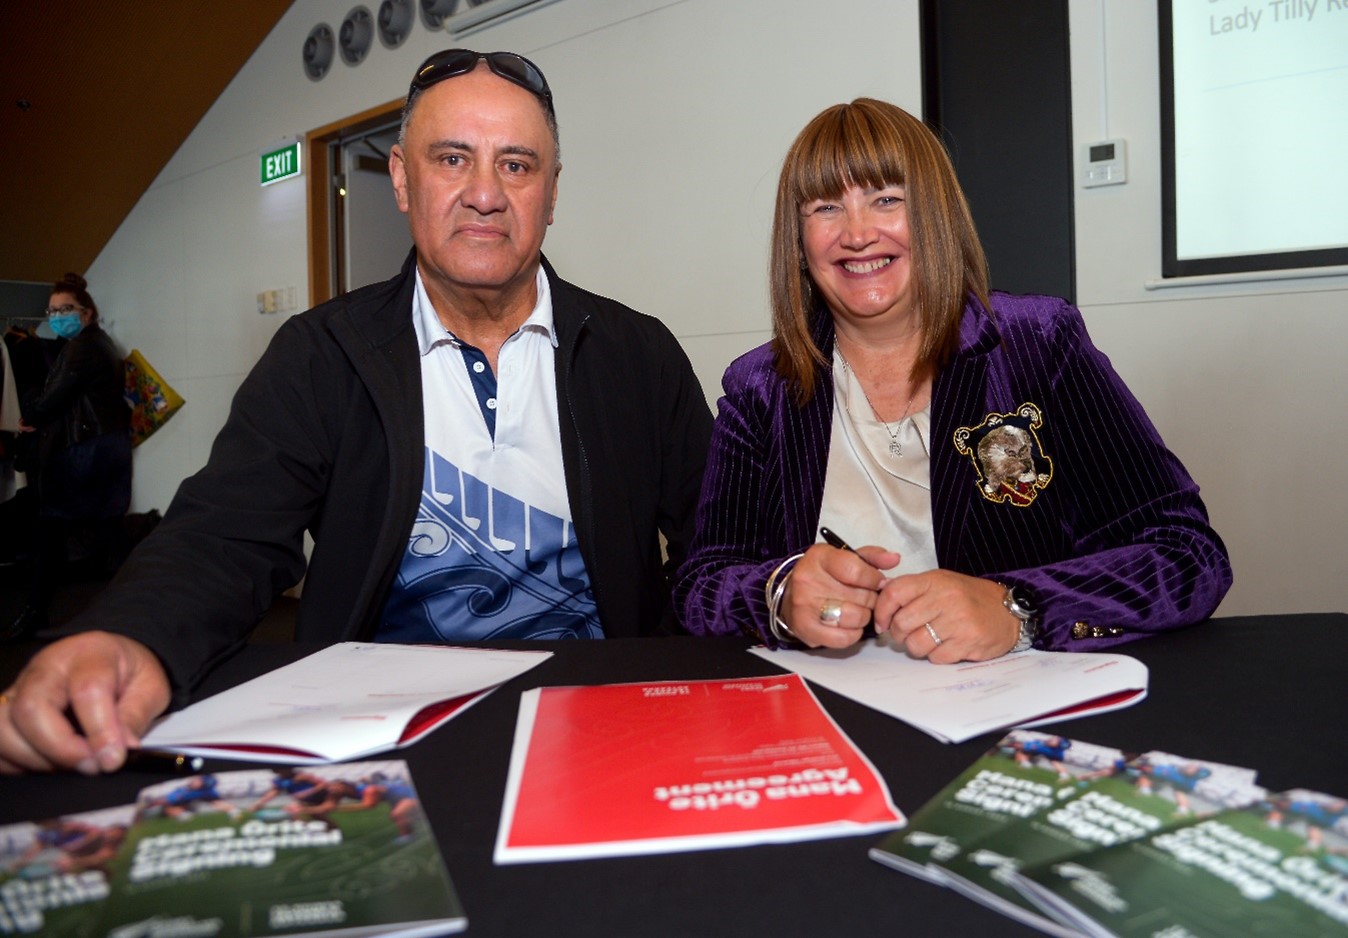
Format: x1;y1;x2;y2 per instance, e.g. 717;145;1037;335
787;104;908;205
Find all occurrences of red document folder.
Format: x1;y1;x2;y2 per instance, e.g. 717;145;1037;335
495;674;905;863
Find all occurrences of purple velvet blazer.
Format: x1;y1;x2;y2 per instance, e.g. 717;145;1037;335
673;292;1232;650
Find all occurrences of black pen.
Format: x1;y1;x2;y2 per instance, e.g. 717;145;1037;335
818;527;877;637
819;526;853;552
125;750;206;775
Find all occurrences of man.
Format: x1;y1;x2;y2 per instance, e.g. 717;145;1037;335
139;773;240;821
0;50;712;774
249;767;332;814
328;771;422;843
7;816;127;875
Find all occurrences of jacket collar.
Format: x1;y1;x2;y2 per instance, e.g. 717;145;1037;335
336;249;420;350
955;291;1001;359
930;292;999;561
542;253;588;356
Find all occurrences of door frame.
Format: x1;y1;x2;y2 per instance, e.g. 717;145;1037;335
305;99;403;306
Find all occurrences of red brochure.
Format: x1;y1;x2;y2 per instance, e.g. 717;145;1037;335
494;674;905;863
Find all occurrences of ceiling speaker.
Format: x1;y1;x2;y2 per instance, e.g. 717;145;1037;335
339;6;374;66
377;0;414;48
302;24;335;81
420;0;459;30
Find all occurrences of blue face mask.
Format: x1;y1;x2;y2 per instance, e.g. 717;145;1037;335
48;313;84;339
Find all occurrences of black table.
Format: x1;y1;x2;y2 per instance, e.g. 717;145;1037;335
2;613;1344;936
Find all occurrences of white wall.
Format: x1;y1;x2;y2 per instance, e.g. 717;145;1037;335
86;0;1343;618
1068;0;1347;615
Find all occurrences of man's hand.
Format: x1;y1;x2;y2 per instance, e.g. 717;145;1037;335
0;632;171;774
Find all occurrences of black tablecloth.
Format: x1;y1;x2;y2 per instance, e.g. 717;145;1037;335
2;613;1344;936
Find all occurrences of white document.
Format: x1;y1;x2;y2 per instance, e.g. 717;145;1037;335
142;642;552;764
748;638;1147;744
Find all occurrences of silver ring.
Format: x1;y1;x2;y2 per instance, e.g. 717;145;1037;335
818;599;844;626
924;622;943;646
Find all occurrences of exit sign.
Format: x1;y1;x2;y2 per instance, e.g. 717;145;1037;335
261;141;302;186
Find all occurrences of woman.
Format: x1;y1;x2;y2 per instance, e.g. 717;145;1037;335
673;99;1231;660
5;273;131;642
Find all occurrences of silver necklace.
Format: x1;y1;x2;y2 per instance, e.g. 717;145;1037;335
839;355;915;458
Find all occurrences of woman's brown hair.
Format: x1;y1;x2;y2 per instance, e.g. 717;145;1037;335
51;271;99;324
768;98;988;402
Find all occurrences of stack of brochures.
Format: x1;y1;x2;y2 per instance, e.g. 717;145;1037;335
0;761;464;937
869;729;1348;936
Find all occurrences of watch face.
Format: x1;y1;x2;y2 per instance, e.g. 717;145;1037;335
1009;587;1036;617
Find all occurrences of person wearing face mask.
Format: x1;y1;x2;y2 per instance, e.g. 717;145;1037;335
4;273;131;643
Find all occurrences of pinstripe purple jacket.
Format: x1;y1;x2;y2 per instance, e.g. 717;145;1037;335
673;292;1232;650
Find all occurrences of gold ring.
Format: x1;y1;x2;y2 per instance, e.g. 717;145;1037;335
0;692;11;706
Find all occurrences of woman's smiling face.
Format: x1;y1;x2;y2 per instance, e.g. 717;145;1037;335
800;183;914;328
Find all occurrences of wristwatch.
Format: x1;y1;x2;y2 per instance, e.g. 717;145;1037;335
1001;583;1040;653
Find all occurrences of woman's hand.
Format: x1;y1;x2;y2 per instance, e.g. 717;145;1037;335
781;544;898;648
875;570;1019;662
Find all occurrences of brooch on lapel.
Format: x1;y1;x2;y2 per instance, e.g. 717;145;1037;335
954;403;1054;507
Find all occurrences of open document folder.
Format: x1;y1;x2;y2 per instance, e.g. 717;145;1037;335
141;642;552;764
749;637;1147;744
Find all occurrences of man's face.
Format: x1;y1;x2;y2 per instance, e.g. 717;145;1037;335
390;63;559;306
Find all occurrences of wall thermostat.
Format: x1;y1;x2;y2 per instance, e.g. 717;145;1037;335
1082;138;1127;188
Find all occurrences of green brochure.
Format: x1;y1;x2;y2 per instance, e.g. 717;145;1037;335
1015;788;1348;938
868;730;1127;889
938;749;1262;932
1;804;135;937
1;761;465;938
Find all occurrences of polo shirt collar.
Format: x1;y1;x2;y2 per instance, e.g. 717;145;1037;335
411;264;557;357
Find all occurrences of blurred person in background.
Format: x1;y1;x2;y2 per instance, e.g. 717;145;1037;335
4;273;130;643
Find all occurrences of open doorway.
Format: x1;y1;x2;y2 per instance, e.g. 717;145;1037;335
305;101;411;305
336;122;410;293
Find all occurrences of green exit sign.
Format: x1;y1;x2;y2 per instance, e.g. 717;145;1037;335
261;141;302;186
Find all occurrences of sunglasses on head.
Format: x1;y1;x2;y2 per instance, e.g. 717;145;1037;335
409;49;554;119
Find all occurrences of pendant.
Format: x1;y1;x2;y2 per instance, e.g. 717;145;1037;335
889;440;903;458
